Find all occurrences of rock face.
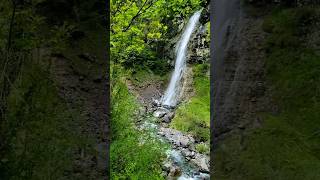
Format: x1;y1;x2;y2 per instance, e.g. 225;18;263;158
212;0;271;140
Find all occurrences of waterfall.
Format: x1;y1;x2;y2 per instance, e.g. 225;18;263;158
161;10;202;107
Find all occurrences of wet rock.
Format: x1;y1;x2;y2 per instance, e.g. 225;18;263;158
152;98;161;107
186;156;191;161
162;111;175;123
163;104;175;110
179;136;192;147
153;107;169;118
168;165;181;177
190;151;196;158
162;161;171;173
160;127;195;148
191;154;209;173
194;172;210;180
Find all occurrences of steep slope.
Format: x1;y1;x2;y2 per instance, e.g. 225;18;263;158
212;1;320;179
0;1;108;179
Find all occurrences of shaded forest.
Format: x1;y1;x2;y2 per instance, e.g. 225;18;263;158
0;0;108;179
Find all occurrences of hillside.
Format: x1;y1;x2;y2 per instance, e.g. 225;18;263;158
212;1;320;179
0;1;108;179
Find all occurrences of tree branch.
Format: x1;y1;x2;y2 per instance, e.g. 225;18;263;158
122;0;158;32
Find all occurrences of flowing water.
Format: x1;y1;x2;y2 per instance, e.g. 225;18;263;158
161;10;202;107
156;10;210;179
140;119;209;180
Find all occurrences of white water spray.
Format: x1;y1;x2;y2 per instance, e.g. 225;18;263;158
162;10;202;107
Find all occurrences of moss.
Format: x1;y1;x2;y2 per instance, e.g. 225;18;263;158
213;6;320;179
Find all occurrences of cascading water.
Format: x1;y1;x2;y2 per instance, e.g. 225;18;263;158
161;10;202;107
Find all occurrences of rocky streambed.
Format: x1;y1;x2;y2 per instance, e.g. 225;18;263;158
137;100;210;180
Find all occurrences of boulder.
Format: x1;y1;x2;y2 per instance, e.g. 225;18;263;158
162;161;171;173
162;112;175;123
153;107;169;118
191;154;209;173
178;136;191;148
152;98;161;107
168;165;182;177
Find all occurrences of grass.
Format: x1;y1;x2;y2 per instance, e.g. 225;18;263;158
171;63;210;142
110;65;166;180
196;143;210;155
213;6;320;179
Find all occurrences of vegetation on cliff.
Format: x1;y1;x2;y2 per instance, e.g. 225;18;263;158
0;0;106;179
214;4;320;179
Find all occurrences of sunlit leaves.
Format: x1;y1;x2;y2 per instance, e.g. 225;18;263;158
111;0;202;68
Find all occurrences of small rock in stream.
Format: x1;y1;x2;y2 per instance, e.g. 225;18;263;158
191;154;210;173
168;165;182;177
152;98;161;107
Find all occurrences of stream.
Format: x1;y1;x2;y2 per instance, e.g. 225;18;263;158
140;10;210;180
138;116;210;180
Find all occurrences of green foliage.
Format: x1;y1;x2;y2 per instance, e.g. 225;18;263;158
196;143;209;154
0;63;87;179
0;1;107;179
110;1;205;178
214;6;320;179
110;65;166;179
171;64;210;141
111;0;202;71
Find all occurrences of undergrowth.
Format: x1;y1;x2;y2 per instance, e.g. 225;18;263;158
110;65;166;180
0;62;88;179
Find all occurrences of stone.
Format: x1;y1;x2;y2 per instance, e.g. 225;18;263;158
162;161;171;173
153;107;169;118
168;165;181;177
152;98;161;107
191;154;209;173
138;106;147;116
162;112;175;123
190;151;196;158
